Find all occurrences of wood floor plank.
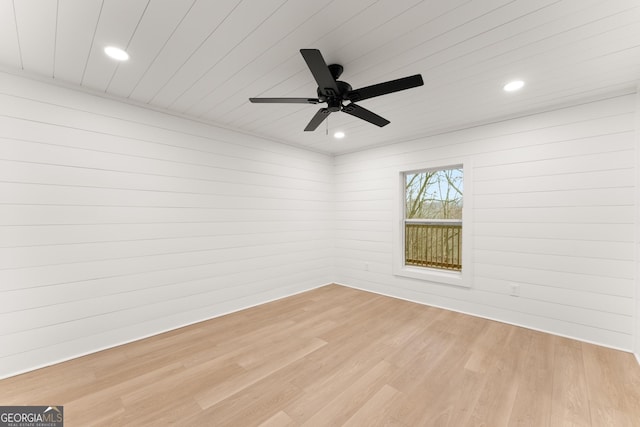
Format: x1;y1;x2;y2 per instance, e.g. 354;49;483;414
508;331;555;427
258;410;296;427
283;340;392;423
300;359;396;426
193;376;301;427
463;326;524;426
549;337;592;427
194;337;327;410
342;384;402;426
582;341;640;427
1;284;639;426
387;339;478;426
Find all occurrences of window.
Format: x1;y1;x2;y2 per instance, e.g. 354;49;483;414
404;167;463;271
394;162;472;287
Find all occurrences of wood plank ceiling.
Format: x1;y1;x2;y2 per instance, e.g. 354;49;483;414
1;0;639;154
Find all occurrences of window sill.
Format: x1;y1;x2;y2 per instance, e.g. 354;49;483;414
394;265;470;288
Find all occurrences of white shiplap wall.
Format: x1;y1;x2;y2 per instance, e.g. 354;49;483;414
334;93;637;351
0;71;333;379
636;88;640;363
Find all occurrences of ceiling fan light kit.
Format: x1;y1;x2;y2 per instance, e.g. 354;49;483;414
250;49;424;132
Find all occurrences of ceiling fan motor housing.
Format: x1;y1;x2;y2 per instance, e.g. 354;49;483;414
317;73;352;109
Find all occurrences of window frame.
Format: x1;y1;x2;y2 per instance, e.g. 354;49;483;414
393;160;473;288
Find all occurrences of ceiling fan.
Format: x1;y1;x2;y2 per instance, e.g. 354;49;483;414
249;49;424;132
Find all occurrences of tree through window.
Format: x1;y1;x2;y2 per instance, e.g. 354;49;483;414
404;167;463;271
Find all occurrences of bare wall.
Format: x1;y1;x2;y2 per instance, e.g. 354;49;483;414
0;72;334;378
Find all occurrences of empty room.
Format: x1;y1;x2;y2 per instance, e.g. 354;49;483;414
1;1;640;426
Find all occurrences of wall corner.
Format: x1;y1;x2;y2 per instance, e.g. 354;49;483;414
635;86;640;363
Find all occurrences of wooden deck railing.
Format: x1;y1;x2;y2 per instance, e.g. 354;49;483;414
405;220;462;271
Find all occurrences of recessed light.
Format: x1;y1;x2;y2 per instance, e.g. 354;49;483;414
334;131;345;139
503;80;524;92
104;46;129;61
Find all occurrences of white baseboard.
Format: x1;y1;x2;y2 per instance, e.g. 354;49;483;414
5;281;636;379
333;282;635;355
1;282;333;380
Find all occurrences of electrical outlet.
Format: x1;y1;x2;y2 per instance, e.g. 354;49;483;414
510;283;520;297
364;262;369;271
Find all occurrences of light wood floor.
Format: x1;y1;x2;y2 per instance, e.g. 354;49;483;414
2;285;640;426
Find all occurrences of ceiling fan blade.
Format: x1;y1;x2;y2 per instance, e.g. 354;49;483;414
249;97;320;104
342;103;390;127
304;108;331;131
347;74;424;102
300;49;339;97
